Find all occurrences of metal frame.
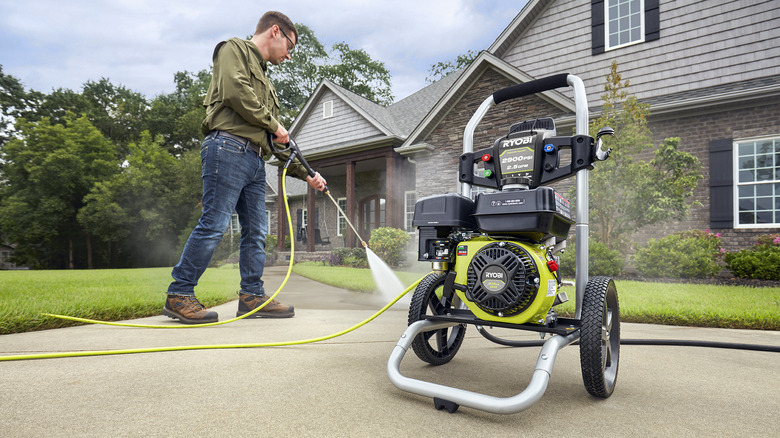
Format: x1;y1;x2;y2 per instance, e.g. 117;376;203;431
388;74;594;414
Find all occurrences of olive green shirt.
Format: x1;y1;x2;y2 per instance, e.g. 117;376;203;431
202;37;308;180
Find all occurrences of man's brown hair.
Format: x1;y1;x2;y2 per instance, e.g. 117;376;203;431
255;11;298;43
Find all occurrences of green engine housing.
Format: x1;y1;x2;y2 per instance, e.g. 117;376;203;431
452;237;558;325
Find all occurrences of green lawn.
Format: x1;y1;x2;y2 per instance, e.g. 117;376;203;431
0;266;239;334
1;263;778;334
291;263;780;331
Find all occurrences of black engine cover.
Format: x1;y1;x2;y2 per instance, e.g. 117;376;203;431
465;243;539;317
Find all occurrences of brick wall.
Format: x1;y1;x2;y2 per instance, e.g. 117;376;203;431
415;69;569;199
414;69;780;253
633;100;780;252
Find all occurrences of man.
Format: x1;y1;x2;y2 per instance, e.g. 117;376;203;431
163;11;327;324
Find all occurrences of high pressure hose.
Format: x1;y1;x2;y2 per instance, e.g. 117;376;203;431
476;326;780;352
0;167;426;362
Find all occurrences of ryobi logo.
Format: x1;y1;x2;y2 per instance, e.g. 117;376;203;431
481;266;508;293
501;136;533;148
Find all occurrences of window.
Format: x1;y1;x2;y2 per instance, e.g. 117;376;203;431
337;198;347;236
606;0;644;50
230;213;240;233
591;0;659;55
404;191;416;232
360;196;385;237
734;137;780;228
323;100;333;119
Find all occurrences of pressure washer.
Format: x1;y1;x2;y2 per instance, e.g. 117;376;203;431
387;73;619;414
2;74;775;372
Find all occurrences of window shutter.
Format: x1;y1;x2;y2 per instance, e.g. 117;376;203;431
592;0;661;55
645;0;660;42
591;0;605;55
709;139;733;229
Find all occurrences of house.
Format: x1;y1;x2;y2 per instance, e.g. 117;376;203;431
1;242;17;270
268;0;780;258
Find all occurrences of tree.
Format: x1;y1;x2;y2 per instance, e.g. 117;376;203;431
268;24;394;126
584;61;702;249
268;24;329;125
78;131;202;267
81;78;149;152
145;70;210;155
0;66;39;148
321;42;393;106
426;50;478;83
0;114;119;268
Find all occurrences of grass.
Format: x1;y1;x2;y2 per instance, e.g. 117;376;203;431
291;263;780;331
1;263;778;334
0;266;240;334
553;280;780;330
290;263;426;293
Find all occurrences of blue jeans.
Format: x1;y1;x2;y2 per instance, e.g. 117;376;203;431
168;132;268;297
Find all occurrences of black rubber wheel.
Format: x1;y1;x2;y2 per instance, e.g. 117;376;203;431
408;273;466;365
580;276;620;398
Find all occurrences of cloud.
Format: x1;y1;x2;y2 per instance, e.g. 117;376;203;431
0;0;523;101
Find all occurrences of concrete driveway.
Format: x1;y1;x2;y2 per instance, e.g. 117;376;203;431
1;266;778;437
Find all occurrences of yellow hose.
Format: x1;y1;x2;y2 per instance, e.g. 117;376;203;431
40;168;302;328
0;167;427;361
0;277;423;362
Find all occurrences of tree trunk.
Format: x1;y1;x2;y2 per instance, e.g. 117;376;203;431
86;233;93;269
68;238;75;269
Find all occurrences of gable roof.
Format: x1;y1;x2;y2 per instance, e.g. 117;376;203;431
288;74;461;158
488;0;553;58
396;51;576;155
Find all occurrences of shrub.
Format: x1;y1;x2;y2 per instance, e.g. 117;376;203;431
558;239;625;277
724;233;780;281
633;229;723;278
368;227;411;268
265;235;278;266
331;247;368;268
210;232;241;266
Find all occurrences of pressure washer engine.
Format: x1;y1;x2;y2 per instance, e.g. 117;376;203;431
414;117;581;326
387;73;618;415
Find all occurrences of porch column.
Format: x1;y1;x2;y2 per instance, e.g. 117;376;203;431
385;154;401;229
307;185;316;252
277;167;286;251
346;161;356;248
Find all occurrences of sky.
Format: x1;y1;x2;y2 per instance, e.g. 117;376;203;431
0;0;527;103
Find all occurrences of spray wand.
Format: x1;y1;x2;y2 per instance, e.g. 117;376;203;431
283;137;368;248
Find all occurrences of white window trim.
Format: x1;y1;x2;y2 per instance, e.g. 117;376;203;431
323;100;333;119
732;135;780;229
404;190;416;232
605;0;645;52
337;197;346;236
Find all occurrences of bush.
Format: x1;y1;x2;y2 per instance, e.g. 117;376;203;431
331;247;368;268
558;239;625;277
265;235;278;266
210;232;241;266
633;229;723;278
368;227;411;268
724;233;780;281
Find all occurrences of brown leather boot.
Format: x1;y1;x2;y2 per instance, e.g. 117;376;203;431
237;293;295;318
163;295;219;324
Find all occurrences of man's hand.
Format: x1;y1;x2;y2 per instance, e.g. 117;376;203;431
306;172;327;192
273;124;290;145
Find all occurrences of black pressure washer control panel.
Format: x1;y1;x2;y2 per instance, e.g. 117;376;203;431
459;118;596;190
